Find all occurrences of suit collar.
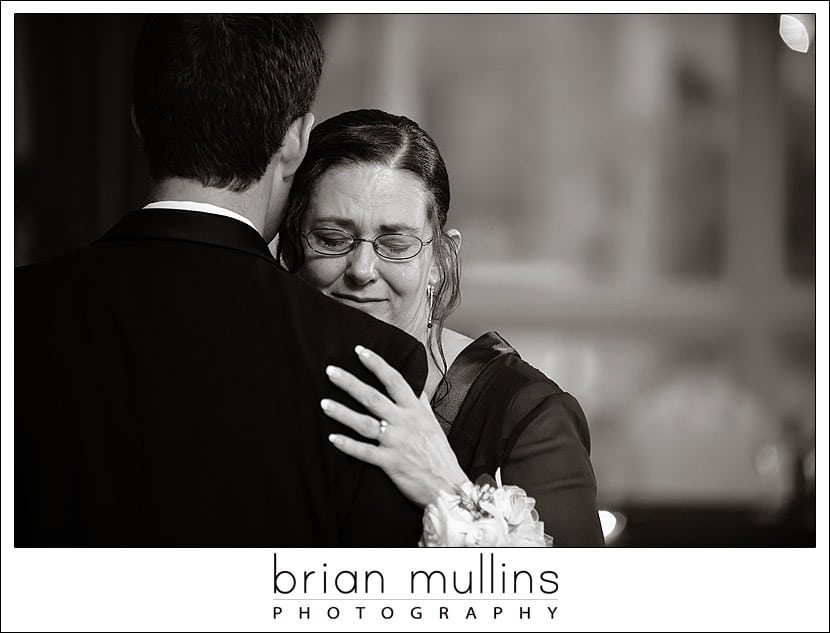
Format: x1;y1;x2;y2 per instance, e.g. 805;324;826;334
100;209;276;265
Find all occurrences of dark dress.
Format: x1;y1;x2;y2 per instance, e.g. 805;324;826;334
15;209;427;547
433;331;605;547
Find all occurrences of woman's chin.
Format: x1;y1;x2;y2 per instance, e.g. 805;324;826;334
335;296;389;320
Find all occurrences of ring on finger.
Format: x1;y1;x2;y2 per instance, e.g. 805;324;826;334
375;419;388;443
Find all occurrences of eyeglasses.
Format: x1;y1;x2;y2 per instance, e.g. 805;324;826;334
301;228;434;261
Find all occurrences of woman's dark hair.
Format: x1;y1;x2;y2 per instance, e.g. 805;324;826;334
278;109;461;383
133;14;323;191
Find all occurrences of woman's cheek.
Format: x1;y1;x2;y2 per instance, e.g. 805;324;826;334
300;259;342;288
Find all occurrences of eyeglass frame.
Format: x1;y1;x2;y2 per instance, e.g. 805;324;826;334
300;228;435;261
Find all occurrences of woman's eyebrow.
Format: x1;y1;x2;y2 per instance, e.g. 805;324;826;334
312;216;357;229
378;222;421;233
312;216;421;234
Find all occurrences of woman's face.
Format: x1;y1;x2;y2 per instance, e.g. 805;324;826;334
298;163;436;341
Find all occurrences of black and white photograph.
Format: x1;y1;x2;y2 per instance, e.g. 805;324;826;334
2;5;827;631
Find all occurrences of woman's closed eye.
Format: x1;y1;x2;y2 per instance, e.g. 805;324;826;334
378;236;416;252
314;229;352;248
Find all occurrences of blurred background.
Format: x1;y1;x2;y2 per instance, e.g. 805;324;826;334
14;13;816;546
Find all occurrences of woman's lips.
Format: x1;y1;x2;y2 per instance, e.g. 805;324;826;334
331;293;387;304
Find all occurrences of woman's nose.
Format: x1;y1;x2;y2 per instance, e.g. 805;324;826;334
344;241;379;285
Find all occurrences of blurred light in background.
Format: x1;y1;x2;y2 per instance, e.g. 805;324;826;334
779;14;814;53
598;510;627;544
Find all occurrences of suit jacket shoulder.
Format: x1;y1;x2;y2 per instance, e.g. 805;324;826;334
15;210;426;546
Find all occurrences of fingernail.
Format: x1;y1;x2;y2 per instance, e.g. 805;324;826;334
320;399;332;411
355;345;370;357
328;434;342;445
326;366;341;378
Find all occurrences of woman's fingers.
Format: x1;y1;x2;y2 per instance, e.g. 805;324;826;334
321;399;385;441
328;433;385;468
325;365;395;420
354;345;421;406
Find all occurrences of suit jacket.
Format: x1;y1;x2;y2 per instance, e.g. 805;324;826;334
15;209;427;547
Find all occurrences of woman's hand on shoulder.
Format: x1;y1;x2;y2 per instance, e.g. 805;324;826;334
323;345;469;507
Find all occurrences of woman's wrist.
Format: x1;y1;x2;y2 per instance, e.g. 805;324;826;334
430;471;472;505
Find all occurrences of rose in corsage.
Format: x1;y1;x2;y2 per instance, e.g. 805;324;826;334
420;489;477;547
461;516;510;547
419;475;551;547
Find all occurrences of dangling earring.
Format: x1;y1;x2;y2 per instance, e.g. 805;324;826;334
426;283;435;329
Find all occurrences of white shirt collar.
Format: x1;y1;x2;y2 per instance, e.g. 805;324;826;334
142;200;260;235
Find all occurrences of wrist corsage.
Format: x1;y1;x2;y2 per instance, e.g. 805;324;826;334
419;475;553;547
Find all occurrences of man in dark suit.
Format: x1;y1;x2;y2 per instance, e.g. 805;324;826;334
15;15;427;546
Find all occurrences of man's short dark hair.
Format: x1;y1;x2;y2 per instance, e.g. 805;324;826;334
133;15;323;191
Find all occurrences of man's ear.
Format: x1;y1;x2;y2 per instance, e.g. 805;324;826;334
278;112;315;179
130;105;142;140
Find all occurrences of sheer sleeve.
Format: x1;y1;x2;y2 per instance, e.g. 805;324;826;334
500;389;605;547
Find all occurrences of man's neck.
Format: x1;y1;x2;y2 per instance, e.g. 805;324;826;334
148;178;269;237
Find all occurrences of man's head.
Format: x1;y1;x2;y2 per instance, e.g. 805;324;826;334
133;15;323;196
